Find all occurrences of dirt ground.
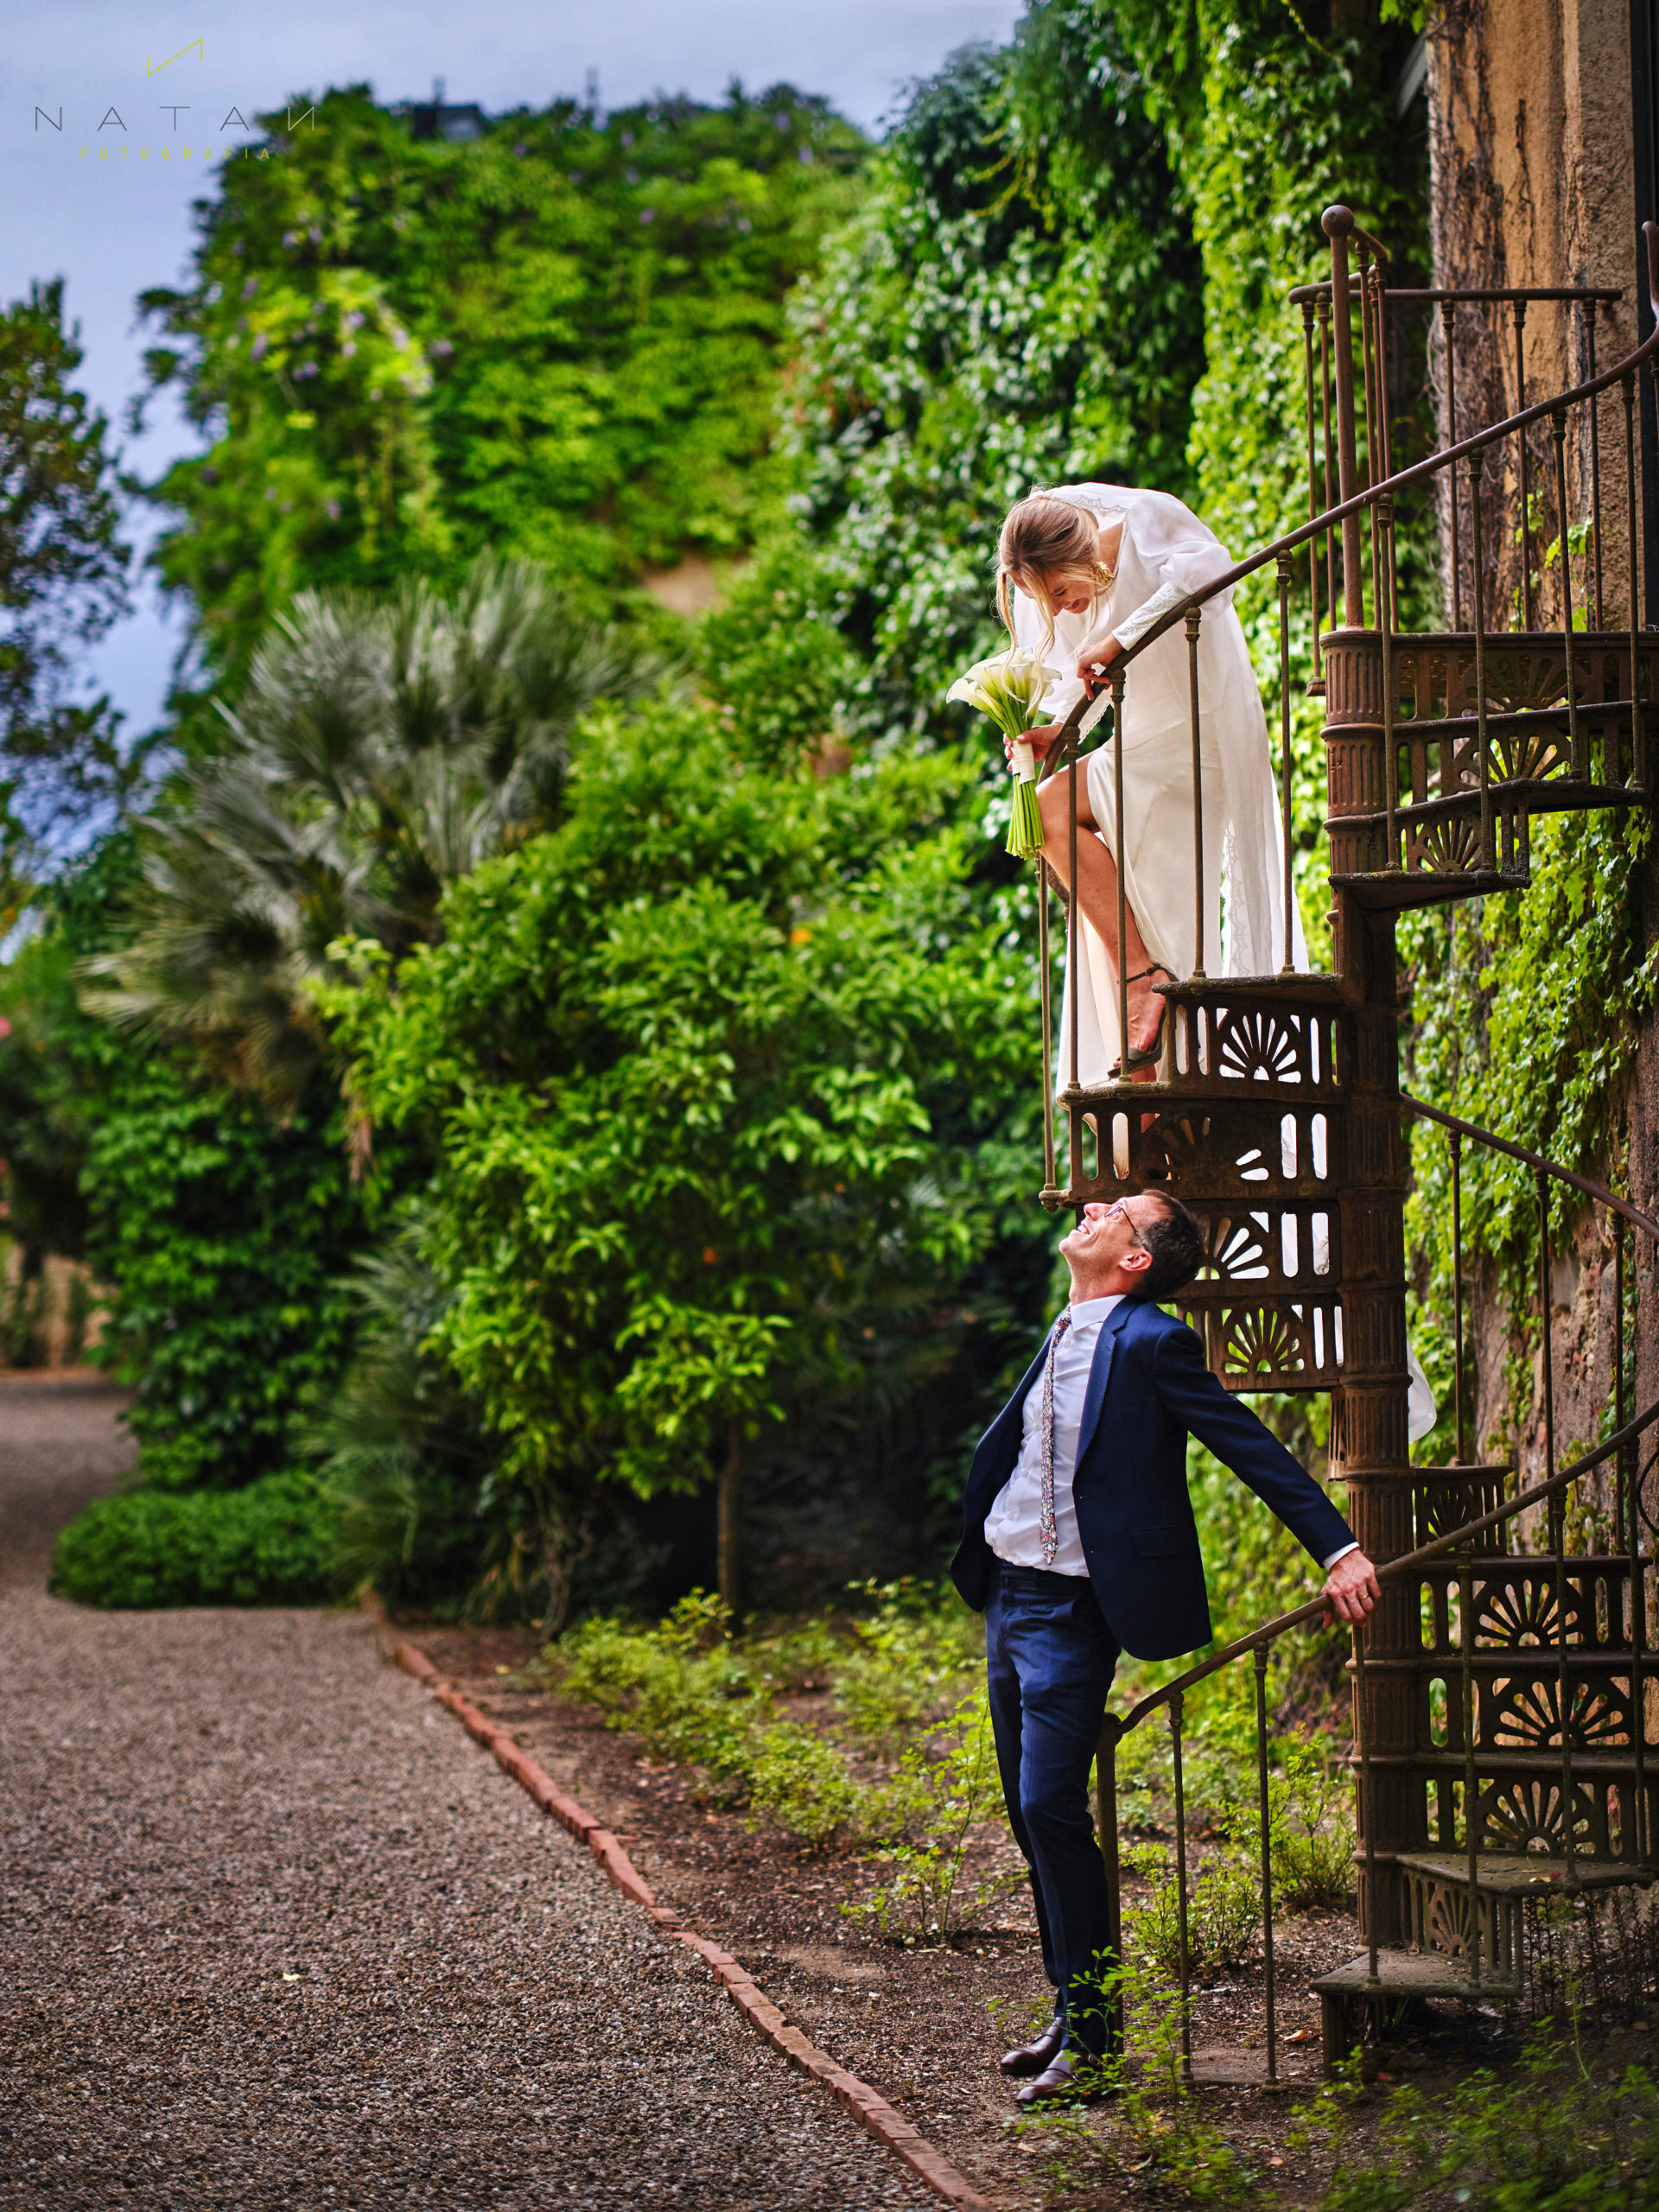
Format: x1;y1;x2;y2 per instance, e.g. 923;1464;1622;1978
404;1618;1484;2209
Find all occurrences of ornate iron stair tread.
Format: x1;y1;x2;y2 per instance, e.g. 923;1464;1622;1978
1395;1852;1652;1894
1339;779;1643;833
1328;864;1531;911
1311;1950;1522;1999
1357;1749;1653;1777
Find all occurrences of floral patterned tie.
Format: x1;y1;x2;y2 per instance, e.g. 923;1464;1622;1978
1039;1312;1072;1567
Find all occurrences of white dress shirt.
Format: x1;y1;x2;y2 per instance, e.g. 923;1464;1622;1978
983;1296;1358;1578
984;1295;1122;1575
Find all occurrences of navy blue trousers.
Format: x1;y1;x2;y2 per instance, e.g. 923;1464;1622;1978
985;1561;1120;2054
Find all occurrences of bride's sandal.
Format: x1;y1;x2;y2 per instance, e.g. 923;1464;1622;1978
1109;964;1174;1077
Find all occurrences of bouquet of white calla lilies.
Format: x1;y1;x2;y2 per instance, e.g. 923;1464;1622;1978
947;646;1061;858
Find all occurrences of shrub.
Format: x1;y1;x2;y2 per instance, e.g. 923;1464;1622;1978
842;1690;1025;1943
832;1580;982;1749
1271;1736;1356;1910
1297;2022;1659;2211
1123;1843;1262;1980
50;1471;334;1608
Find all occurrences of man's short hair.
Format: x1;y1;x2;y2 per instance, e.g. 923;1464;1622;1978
1135;1191;1207;1300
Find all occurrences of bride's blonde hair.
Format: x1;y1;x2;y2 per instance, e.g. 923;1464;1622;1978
995;493;1105;661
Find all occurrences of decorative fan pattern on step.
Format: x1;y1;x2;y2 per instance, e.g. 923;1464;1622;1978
1408;816;1484;876
1418;1879;1485;1961
1214;1007;1305;1084
1217;1304;1314;1381
1197;1211;1273;1282
1484;1673;1629;1752
1474;1573;1592;1649
1480;1777;1591;1856
1495;727;1570;784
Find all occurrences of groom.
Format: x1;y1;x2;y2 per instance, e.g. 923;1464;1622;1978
951;1191;1379;2106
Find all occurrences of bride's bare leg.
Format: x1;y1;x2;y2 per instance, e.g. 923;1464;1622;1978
1036;772;1170;1069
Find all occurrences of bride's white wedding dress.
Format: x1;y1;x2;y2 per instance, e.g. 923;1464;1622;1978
1014;481;1435;1441
1011;480;1305;1086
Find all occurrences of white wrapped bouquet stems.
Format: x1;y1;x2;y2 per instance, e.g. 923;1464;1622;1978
946;646;1061;860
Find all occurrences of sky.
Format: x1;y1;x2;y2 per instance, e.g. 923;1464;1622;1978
2;0;1023;744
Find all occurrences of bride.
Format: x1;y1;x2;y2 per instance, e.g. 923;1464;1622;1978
997;482;1306;1086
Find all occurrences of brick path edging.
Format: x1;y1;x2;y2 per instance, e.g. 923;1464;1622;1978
378;1629;995;2212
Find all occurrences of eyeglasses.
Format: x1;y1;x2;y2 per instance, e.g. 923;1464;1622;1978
1101;1198;1147;1253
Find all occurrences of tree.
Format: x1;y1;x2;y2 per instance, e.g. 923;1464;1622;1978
0;279;134;910
82;554;679;1113
320;685;1042;1612
137;86;867;689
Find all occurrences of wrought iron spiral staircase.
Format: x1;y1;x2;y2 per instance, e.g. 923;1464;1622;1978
1038;207;1659;2072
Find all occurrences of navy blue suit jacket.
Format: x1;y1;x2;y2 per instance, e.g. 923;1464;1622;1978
950;1297;1356;1662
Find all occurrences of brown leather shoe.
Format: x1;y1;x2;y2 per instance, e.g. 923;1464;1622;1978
999;2011;1065;2077
1014;2050;1115;2107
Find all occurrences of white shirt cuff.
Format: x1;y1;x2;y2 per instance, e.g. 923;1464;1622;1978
1321;1541;1359;1571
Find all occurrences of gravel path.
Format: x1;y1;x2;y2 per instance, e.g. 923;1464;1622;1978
0;1381;932;2210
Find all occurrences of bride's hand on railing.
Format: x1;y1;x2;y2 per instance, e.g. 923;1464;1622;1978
1322;1548;1381;1627
1004;723;1063;769
1075;633;1122;700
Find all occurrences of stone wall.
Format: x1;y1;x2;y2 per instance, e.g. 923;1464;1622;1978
1425;0;1654;1536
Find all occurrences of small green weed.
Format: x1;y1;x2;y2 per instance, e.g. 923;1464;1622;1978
842;1689;1026;1944
1297;2020;1659;2210
1014;1949;1254;2206
831;1578;981;1749
1123;1841;1262;1979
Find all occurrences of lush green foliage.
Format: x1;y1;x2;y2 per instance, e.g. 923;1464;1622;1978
0;279;134;909
139;86;865;685
49;1470;334;1607
320;670;1046;1581
1299;2024;1659;2212
0;839;365;1493
785;18;1202;737
85;554;677;1113
1403;812;1659;1463
552;1586;978;1850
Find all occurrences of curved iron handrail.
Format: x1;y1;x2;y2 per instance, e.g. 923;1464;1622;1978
1103;217;1659;677
1117;1389;1659;1738
1117;1097;1656;1738
1401;1090;1659;1243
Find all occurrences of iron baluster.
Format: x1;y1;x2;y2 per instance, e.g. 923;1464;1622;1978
1452;1127;1467;1465
1459;1553;1481;1986
1516;300;1534;631
1066;734;1079;1123
1358;248;1382;623
1617;1207;1628;1575
1112;664;1129;1087
1095;1713;1125;2059
1469;456;1495;869
1537;1166;1580;1888
1443;302;1465;629
1319;296;1338;632
1552;410;1584;776
1302;301;1325;677
1378;495;1397;873
1253;1644;1278;2083
1187;608;1206;981
1169;1692;1192;2081
1624;372;1644;791
1586;303;1605;631
1277;552;1295;970
1376;272;1400;625
1039;859;1056;1198
1351;1618;1381;1988
1324;207;1365;627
